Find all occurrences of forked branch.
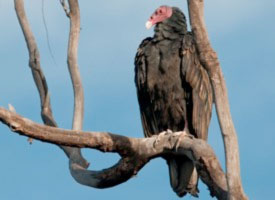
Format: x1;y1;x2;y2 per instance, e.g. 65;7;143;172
14;0;88;175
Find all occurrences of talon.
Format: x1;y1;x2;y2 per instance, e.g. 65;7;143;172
174;131;186;151
153;130;169;148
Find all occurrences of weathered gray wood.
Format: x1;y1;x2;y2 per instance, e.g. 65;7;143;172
67;0;84;131
64;0;90;179
0;107;228;198
14;0;89;170
187;0;247;199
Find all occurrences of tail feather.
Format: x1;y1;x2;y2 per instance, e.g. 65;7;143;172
168;158;179;190
167;156;199;197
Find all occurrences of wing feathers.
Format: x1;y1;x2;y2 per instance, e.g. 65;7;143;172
135;37;158;137
181;33;213;140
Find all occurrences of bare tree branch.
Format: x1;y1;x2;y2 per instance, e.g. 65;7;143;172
14;0;88;169
66;0;84;131
187;1;247;199
64;0;90;183
0;107;228;199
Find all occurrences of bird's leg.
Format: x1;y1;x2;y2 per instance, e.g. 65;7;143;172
153;129;173;149
174;119;190;151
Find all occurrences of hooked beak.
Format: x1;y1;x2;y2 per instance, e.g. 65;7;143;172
145;21;153;29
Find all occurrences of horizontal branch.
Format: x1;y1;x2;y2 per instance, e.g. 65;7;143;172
0;107;227;199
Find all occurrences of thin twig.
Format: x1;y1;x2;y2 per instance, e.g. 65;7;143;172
41;0;57;67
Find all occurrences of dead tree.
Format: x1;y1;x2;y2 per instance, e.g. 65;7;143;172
0;0;248;199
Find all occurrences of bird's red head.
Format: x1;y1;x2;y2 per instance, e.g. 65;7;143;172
145;6;173;29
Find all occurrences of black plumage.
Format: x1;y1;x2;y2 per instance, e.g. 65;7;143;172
135;7;213;197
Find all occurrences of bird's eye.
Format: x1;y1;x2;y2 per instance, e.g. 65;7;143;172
159;10;162;14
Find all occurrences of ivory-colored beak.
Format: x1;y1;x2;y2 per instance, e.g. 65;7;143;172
145;21;153;29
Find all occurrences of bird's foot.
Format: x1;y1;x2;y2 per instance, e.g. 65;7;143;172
153;129;173;149
173;131;188;151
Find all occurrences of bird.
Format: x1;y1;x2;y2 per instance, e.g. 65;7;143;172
134;5;213;197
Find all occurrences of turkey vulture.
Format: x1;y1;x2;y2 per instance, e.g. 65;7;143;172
135;6;213;197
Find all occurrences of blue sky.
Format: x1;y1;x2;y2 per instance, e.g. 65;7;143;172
0;0;274;199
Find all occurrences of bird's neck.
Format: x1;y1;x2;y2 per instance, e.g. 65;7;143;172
153;19;187;41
